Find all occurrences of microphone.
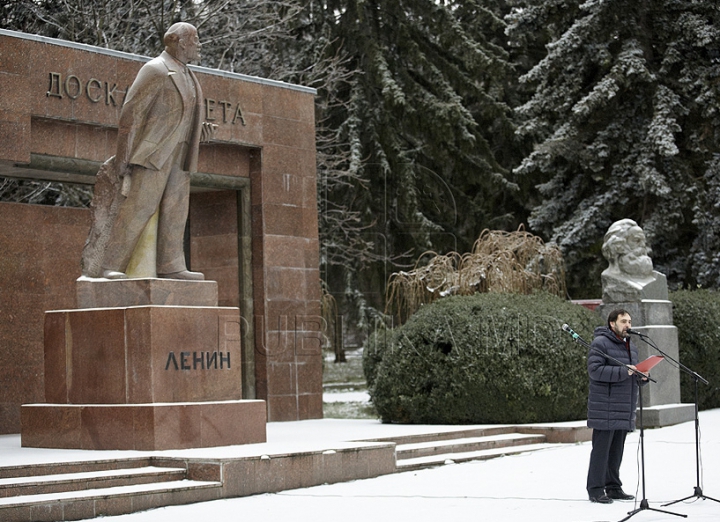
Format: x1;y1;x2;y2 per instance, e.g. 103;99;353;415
561;323;580;340
626;329;647;337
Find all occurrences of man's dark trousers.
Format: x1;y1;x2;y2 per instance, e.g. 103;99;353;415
587;429;628;497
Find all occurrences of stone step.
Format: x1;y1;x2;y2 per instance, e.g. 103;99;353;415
395;432;548;460
0;465;187;497
396;442;558;472
0;478;222;522
362;426;517;446
0;458;156;479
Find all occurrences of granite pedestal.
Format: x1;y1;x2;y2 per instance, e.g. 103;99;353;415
21;278;267;450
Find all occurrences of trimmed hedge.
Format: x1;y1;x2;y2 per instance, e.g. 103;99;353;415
671;290;720;410
363;292;602;424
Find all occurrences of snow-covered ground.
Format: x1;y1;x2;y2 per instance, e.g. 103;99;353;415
322;390;371;403
55;408;720;522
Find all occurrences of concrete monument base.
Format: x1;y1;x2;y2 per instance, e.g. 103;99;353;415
638;403;696;429
76;277;219;308
21;400;266;450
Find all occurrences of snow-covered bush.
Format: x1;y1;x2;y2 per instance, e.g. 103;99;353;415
363;292;601;424
672;290;720;411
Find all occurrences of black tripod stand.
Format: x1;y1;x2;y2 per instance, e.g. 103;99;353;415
663;372;719;506
629;331;718;506
619;381;686;521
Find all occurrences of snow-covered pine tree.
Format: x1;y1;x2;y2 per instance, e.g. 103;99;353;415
317;0;521;320
507;0;720;296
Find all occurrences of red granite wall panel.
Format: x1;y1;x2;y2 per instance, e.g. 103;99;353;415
262;86;316;122
31;45;131;127
197;144;251;178
190;191;240;307
264;236;318;269
0;202;88;432
0;38;32;164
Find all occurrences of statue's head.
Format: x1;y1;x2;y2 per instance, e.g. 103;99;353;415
164;22;201;64
601;219;654;278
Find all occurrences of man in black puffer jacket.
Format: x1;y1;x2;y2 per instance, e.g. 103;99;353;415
586;309;648;504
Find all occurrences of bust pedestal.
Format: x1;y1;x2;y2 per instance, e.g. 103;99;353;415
21;278;266;450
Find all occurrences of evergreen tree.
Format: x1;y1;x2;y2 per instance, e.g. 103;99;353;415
316;0;523;327
507;0;720;297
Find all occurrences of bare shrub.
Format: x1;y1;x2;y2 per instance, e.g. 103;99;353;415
386;226;566;324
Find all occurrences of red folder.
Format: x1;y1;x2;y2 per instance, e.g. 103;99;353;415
635;355;664;373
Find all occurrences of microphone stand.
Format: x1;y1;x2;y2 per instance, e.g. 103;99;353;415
561;326;685;521
629;332;718;506
619;376;686;522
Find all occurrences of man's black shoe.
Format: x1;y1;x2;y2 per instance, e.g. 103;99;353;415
606;489;635;500
589;494;614;504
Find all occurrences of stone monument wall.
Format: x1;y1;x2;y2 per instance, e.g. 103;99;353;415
0;29;322;433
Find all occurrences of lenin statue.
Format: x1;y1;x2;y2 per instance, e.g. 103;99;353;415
82;22;216;280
